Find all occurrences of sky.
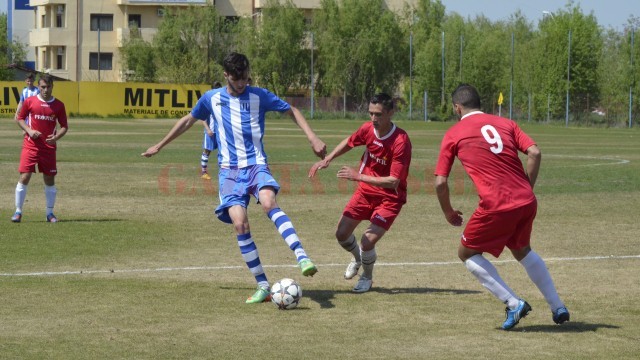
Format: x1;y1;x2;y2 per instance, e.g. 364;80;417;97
441;0;639;30
1;0;638;30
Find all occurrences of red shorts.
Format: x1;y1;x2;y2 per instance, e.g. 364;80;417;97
19;146;57;176
343;189;404;231
461;200;537;258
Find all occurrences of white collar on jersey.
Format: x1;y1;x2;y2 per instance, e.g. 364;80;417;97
461;111;484;120
374;123;397;140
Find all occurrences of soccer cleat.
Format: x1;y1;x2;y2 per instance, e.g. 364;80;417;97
552;306;570;324
46;214;58;223
344;259;361;280
245;286;271;304
11;212;22;223
502;300;532;330
299;258;318;277
352;275;373;293
201;172;212;180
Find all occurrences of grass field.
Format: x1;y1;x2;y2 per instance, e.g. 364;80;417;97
1;116;639;359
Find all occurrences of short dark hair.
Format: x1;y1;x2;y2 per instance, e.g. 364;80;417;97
451;84;481;109
26;73;35;80
370;93;394;111
223;52;250;79
38;74;54;86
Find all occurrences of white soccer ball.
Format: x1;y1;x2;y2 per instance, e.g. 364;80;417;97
270;278;302;310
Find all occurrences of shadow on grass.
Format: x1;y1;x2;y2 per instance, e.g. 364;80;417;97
304;287;482;309
518;322;620;333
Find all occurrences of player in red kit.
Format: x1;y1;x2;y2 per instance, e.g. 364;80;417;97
11;75;68;223
309;93;412;293
434;84;569;330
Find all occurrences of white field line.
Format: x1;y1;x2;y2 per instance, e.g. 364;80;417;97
1;254;638;277
545;154;630;167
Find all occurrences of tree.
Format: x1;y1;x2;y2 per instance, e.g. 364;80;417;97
151;4;234;84
119;27;157;82
241;0;309;95
313;0;408;108
0;13;27;80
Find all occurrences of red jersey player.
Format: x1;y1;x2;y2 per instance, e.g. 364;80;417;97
309;93;412;293
12;74;68;223
434;84;569;330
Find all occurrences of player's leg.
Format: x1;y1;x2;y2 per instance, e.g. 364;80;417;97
512;246;569;324
43;174;58;222
12;172;32;222
13;148;37;222
200;145;212;179
228;204;270;303
259;186;317;277
509;200;569;324
352;223;386;293
336;216;362;279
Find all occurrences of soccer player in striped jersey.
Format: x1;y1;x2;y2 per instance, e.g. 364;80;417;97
434;84;569;329
143;52;327;303
308;93;412;293
16;73;40;117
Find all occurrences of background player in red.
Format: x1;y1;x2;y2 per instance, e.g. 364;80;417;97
11;75;68;223
309;93;412;293
434;84;569;330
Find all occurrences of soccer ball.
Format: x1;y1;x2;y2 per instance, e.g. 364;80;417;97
270;278;302;310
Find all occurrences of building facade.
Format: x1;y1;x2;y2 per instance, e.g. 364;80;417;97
23;0;410;82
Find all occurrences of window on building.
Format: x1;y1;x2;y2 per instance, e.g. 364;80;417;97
56;5;65;27
129;14;142;28
41;14;46;28
56;47;65;70
89;53;113;70
90;14;114;31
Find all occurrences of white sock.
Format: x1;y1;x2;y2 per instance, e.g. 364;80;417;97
338;234;361;262
465;254;520;309
15;182;27;213
45;185;57;215
520;250;564;311
361;248;376;279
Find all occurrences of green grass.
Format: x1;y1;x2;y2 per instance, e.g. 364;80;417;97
1;118;639;359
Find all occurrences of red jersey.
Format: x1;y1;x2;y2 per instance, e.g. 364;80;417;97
17;95;68;151
348;122;412;203
435;112;536;212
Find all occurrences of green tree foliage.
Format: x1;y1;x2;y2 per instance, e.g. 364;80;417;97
241;0;309;95
314;0;408;107
119;27;157;82
151;5;233;84
0;13;27;80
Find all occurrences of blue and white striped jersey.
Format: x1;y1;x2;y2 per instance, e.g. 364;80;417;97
192;86;290;169
21;86;40;102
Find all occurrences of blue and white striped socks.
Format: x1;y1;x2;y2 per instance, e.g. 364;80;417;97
237;233;268;289
268;208;308;262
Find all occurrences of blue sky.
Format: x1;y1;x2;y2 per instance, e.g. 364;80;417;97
2;0;638;30
441;0;638;30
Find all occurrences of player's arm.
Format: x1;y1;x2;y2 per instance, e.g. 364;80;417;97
45;125;68;145
308;137;352;177
202;119;214;137
525;145;541;189
338;166;400;189
15;100;24;120
142;113;200;157
435;175;463;226
285;106;326;159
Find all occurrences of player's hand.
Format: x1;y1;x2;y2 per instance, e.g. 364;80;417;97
445;209;464;227
337;166;359;181
206;129;214;137
28;130;41;139
45;134;57;145
310;138;327;159
308;159;330;177
141;145;160;158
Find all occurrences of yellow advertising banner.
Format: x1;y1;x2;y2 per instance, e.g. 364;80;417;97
0;81;212;118
0;81;79;116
